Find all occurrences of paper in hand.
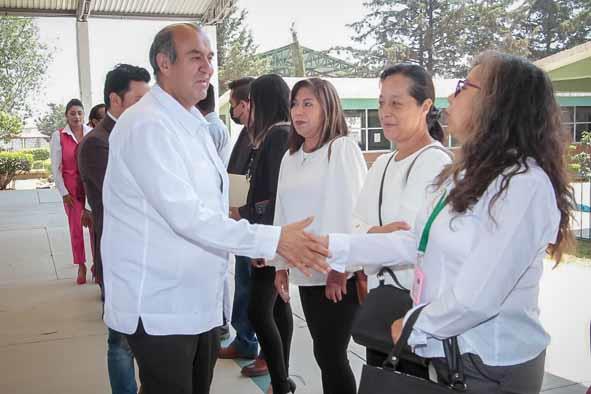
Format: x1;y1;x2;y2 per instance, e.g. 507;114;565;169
229;174;249;207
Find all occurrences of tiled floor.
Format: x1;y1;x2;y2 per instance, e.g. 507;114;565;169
0;189;588;393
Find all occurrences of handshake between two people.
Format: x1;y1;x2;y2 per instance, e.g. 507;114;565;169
272;218;411;304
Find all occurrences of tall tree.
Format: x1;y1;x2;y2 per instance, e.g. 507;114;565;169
36;103;66;138
345;0;468;77
340;0;589;77
461;0;530;61
515;0;591;59
216;6;269;93
0;17;53;117
0;111;23;143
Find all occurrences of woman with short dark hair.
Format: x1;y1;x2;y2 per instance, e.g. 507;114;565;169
50;98;94;284
352;63;452;371
323;51;574;393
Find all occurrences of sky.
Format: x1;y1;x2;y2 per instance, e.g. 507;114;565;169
27;0;368;125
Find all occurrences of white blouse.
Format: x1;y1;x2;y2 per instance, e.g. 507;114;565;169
50;123;92;196
329;159;560;366
352;141;452;289
270;136;367;286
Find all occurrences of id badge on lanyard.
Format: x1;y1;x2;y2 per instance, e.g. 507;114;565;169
411;191;447;305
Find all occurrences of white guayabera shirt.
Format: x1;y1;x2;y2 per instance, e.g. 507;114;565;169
101;84;281;336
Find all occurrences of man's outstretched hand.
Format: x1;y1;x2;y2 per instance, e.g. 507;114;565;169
277;217;330;276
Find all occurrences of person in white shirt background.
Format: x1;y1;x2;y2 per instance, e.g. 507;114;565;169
352;63;453;371
100;23;329;394
50;99;94;285
196;83;232;165
320;51;575;393
195;82;234;344
272;78;367;394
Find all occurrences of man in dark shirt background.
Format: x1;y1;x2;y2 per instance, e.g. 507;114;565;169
78;63;150;394
218;77;269;377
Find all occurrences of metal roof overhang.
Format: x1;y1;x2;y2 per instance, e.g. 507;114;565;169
0;0;235;23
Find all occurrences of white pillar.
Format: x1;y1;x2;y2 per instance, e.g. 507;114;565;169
203;25;219;111
76;21;93;113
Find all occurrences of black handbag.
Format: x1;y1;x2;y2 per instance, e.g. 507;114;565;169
358;306;467;394
351;266;413;353
352;145;454;358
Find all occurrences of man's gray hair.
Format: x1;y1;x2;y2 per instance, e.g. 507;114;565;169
149;23;200;81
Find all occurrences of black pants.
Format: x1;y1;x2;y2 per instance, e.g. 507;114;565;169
248;266;294;394
125;319;220;394
432;351;546;394
299;278;359;394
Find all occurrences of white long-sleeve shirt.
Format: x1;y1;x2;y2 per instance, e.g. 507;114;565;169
101;84;281;336
352;142;451;289
270;137;367;286
204;112;231;166
50;124;92;196
329;159;560;366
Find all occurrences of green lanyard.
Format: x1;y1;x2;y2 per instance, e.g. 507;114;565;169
417;191;447;255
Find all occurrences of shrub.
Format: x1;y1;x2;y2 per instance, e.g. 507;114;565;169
42;159;52;175
0;152;33;189
571;130;591;178
22;148;50;161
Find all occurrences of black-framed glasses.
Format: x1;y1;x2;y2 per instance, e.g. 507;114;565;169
454;79;481;97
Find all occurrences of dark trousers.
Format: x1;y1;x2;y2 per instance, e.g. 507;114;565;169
91;224;104;298
107;328;137;394
432;351;546;394
230;255;258;356
248;266;294;394
125;319;220;394
299;278;359;394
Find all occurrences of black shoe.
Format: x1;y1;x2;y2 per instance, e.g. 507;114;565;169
287;378;296;393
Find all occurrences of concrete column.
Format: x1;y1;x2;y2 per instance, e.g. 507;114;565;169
76;21;93;112
203;25;219;112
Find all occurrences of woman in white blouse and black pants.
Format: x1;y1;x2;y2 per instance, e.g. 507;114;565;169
351;63;453;372
323;52;575;393
272;78;367;394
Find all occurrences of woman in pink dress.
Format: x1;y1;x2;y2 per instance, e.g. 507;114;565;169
50;99;93;285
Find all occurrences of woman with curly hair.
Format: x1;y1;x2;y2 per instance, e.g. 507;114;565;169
321;51;575;393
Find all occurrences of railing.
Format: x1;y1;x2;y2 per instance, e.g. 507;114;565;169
573;177;591;240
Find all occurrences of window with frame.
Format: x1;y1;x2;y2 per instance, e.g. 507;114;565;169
575;106;591;142
344;109;392;152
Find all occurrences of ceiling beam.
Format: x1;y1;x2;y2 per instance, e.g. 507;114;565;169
76;0;93;22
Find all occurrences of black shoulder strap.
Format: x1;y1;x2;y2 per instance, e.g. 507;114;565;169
378;152;397;226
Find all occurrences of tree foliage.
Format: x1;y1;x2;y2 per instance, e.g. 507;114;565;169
0;17;53;117
515;0;591;59
36;103;66;138
339;0;590;77
216;6;269;93
0;111;23;143
0;151;32;189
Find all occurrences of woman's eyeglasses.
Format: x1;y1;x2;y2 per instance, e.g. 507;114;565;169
455;79;481;97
